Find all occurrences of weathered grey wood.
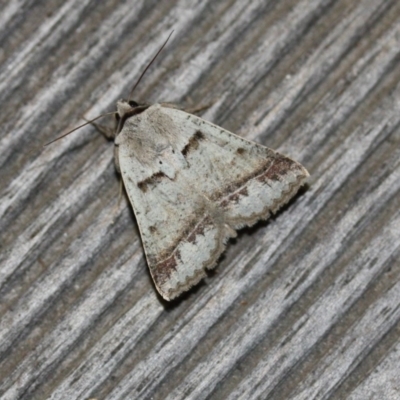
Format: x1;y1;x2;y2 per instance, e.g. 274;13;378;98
1;0;399;399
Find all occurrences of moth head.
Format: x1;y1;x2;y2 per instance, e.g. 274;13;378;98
116;99;150;117
115;99;150;134
116;99;139;119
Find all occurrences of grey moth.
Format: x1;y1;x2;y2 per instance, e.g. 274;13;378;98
54;34;309;301
111;99;309;300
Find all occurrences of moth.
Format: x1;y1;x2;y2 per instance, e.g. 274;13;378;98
53;33;309;301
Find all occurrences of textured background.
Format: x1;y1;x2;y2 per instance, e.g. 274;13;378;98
1;0;400;399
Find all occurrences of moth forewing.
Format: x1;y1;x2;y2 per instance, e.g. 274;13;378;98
48;31;309;300
114;101;309;300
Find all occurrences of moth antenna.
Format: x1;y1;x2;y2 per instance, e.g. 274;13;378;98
44;111;117;147
128;30;174;101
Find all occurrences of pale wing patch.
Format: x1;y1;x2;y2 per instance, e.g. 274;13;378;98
217;157;308;227
162;108;309;227
117;105;308;300
118;152;237;300
150;217;237;299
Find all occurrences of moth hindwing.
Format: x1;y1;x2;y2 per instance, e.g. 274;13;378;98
112;100;309;300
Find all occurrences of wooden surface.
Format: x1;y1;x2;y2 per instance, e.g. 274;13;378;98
1;0;400;399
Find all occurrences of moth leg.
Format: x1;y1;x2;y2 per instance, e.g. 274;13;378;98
92;121;115;139
160;101;215;115
83;116;115;140
117;178;124;207
159;102;182;110
107;179;124;225
184;101;215;115
114;146;121;174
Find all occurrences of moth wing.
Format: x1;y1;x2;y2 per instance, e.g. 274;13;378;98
117;105;308;300
166;108;310;228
